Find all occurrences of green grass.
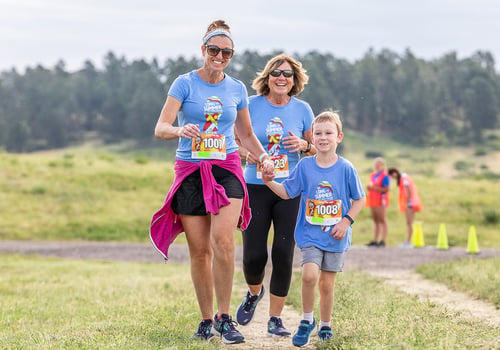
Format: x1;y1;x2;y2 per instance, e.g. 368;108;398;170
416;257;500;309
286;270;499;350
1;255;498;349
0;138;499;247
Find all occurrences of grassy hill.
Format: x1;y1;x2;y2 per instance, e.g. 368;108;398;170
1;133;499;247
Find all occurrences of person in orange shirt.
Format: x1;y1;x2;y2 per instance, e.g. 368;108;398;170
366;157;390;247
388;167;423;247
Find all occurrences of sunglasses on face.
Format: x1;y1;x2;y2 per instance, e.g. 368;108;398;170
205;45;234;59
269;69;294;78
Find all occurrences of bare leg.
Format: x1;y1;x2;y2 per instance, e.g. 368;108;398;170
301;262;319;314
269;294;287;317
405;208;416;243
248;283;263;296
318;271;336;323
210;199;242;316
370;207;380;242
182;214;213;320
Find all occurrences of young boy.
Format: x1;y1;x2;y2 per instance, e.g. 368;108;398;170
262;111;366;347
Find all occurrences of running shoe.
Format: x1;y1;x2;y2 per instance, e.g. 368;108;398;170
267;316;291;337
236;286;265;325
366;241;378;247
190;319;214;342
212;313;245;344
318;325;333;341
377;241;386;247
292;319;316;347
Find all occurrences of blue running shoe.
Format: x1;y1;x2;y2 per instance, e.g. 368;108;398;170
318;325;333;341
190;319;214;342
236;286;265;325
292;319;316;347
212;313;245;344
267;316;291;337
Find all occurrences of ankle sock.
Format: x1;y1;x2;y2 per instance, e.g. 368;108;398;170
320;320;331;329
302;312;314;323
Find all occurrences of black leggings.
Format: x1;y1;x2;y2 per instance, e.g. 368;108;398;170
242;184;300;297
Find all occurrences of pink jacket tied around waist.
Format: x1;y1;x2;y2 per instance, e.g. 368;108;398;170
149;151;251;260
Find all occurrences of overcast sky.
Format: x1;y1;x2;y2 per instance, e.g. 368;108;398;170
0;0;498;72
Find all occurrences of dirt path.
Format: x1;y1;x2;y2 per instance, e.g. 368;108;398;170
1;241;499;347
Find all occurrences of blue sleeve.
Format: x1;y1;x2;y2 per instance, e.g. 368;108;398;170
382;175;390;187
303;103;314;133
282;161;304;198
237;81;249;110
168;75;188;103
348;166;366;200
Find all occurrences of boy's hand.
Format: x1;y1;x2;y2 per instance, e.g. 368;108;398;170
261;158;275;181
330;219;350;240
261;171;275;182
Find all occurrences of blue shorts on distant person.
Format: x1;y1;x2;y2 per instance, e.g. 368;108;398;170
300;246;346;272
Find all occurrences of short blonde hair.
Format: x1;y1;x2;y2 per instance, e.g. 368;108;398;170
312;110;343;135
252;53;309;96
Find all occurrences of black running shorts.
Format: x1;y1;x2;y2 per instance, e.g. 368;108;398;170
172;165;244;216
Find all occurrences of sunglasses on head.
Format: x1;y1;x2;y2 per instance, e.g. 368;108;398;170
205;45;234;59
269;69;294;78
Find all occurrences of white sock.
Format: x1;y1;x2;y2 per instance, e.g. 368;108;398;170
302;312;314;323
320;320;331;329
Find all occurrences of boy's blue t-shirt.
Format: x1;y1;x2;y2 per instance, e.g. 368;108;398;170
168;70;249;161
244;95;314;184
282;156;365;252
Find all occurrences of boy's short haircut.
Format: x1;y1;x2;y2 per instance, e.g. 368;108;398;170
312;110;343;134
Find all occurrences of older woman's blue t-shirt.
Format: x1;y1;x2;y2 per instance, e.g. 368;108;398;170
244;95;314;184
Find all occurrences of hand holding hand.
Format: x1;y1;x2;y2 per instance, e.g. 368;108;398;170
261;158;275;180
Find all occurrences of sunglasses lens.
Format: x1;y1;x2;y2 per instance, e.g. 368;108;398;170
270;70;294;78
221;49;234;59
270;70;281;77
206;46;220;56
206;45;233;59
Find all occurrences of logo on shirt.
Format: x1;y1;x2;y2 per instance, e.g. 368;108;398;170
315;181;334;232
203;96;223;133
266;117;284;155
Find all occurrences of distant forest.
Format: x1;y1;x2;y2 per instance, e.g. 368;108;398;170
0;49;498;152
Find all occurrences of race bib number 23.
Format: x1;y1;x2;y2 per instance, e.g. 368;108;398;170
257;154;289;179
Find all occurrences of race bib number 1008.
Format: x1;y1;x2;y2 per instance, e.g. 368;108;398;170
305;199;342;226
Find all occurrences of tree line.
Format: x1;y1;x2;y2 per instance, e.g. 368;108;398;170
0;49;498;152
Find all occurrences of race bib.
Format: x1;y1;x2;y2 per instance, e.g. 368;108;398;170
305;199;342;226
257;154;289;179
191;133;226;160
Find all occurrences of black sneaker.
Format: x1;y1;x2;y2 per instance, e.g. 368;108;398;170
366;241;378;247
377;241;386;247
267;316;291;337
318;325;333;341
190;319;214;342
212;313;245;344
236;286;265;325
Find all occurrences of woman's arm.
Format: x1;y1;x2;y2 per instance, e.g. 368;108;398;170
154;95;200;140
235;107;273;174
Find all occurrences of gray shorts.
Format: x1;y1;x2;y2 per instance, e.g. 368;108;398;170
300;246;346;272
